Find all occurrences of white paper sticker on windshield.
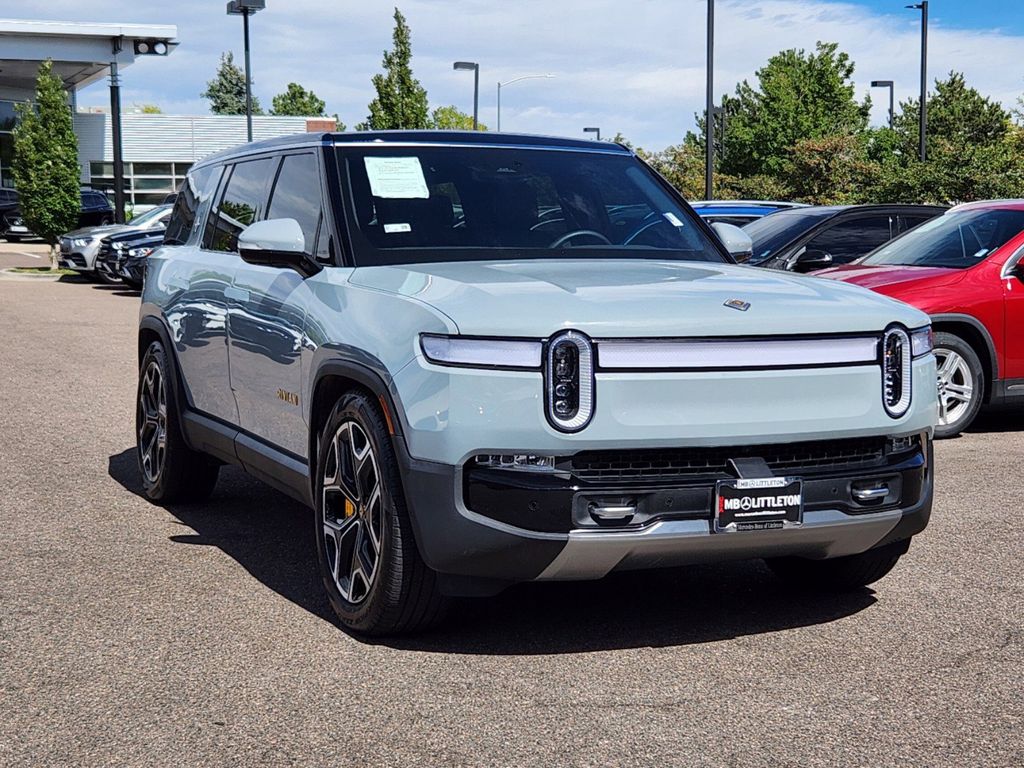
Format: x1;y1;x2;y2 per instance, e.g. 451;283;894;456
384;223;412;234
364;156;429;199
664;212;684;227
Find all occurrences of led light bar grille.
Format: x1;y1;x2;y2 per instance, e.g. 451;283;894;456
545;331;594;432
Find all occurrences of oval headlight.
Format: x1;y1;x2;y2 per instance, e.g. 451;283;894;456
546;330;594;432
883;326;913;418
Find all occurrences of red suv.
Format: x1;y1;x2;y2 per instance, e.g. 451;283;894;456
817;200;1024;438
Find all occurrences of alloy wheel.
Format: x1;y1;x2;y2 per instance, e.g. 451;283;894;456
935;347;974;427
321;420;384;604
138;361;168;483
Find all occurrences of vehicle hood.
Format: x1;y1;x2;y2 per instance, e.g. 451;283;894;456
348;259;929;337
65;224;125;239
104;227;163;245
815;263;961;291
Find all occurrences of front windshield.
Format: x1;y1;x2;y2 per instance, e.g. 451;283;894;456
336;146;723;266
744;209;836;264
131;205;170;228
862;209;1024;269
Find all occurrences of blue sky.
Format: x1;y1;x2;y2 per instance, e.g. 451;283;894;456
8;0;1024;150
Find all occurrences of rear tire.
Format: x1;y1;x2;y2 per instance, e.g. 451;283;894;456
933;332;984;439
5;235;20;243
765;539;910;591
136;340;219;503
314;391;447;636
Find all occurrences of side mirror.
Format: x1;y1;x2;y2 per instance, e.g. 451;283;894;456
711;221;754;264
237;218;320;277
793;248;834;273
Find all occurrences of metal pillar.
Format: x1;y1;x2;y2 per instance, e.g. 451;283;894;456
108;46;125;224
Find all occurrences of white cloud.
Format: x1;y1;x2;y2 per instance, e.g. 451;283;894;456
15;0;1023;149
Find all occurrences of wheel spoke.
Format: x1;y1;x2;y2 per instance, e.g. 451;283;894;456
938;351;962;379
945;382;973;402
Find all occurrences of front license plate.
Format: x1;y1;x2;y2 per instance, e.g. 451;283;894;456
9;225;28;233
715;477;803;533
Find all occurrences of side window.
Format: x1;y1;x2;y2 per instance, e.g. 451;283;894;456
266;153;322;256
899;214;933;234
165;165;216;245
202;157;274;252
805;216;893;264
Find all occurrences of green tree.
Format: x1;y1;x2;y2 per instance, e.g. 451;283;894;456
12;60;80;264
135;103;162;114
876;72;1022;203
366;8;430;130
429;104;487;131
271;82;327;116
716;42;870;178
201;52;262;115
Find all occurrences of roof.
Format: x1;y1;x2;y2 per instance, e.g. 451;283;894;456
195;130;633;167
0;19;177;40
0;18;178;92
947;199;1024;213
689;200;808;209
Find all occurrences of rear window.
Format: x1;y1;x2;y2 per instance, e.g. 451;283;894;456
336;146;721;266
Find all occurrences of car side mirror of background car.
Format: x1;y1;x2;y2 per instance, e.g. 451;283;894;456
238;218;321;277
793;248;834;273
710;222;754;264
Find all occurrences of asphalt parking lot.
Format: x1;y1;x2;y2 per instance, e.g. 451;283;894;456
1;261;1022;767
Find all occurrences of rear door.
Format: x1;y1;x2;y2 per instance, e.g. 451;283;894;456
227;151;325;458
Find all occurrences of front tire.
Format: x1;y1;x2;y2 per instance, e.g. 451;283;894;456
765;539;910;591
96;267;121;285
314;391;446;635
934;332;984;439
136;341;219;503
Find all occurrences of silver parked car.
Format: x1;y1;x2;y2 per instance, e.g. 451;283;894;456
60;204;172;282
138;131;938;635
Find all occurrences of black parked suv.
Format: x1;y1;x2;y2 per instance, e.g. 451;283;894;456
2;188;115;242
744;204;947;272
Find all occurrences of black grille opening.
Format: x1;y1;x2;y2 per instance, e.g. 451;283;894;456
568;437;891;482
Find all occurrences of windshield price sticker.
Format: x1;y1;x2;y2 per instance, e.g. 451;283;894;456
715;477;803;533
364;156;429;199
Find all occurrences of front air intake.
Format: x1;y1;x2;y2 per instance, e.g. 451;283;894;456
545;331;594;432
883;326;913;418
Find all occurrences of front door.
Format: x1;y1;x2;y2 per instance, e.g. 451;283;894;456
228;152;325;459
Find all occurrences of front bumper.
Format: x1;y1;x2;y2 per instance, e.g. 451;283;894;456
397;434;932;592
59;238;102;271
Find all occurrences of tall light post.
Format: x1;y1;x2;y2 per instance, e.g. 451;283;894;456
583;126;601;141
907;2;928;160
871;80;895;129
704;0;715;200
226;0;265;142
453;61;480;130
496;74;554;132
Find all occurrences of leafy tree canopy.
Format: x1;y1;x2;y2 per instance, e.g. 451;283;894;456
716;41;870;178
12;59;81;255
366;8;430;130
430;104;487;131
271;83;327;117
201;52;262;115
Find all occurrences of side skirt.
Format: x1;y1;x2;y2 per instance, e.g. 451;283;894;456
181;410;313;508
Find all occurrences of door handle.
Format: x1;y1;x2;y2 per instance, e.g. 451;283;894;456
224;286;250;302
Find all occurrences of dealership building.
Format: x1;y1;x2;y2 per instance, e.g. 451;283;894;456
0;19;329;210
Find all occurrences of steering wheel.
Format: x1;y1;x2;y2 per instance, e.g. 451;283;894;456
548;229;613;249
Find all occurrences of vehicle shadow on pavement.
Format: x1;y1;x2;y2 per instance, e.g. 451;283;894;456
965;408;1024;434
109;448;877;654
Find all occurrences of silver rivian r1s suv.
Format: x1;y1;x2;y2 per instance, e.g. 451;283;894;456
138;131;937;635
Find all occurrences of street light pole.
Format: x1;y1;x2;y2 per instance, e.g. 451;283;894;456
704;0;715;200
227;0;266;143
496;74;554;133
870;80;895;129
908;2;928;160
584;127;601;141
453;61;480;130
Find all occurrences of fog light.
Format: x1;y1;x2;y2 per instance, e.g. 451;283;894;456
475;454;556;471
